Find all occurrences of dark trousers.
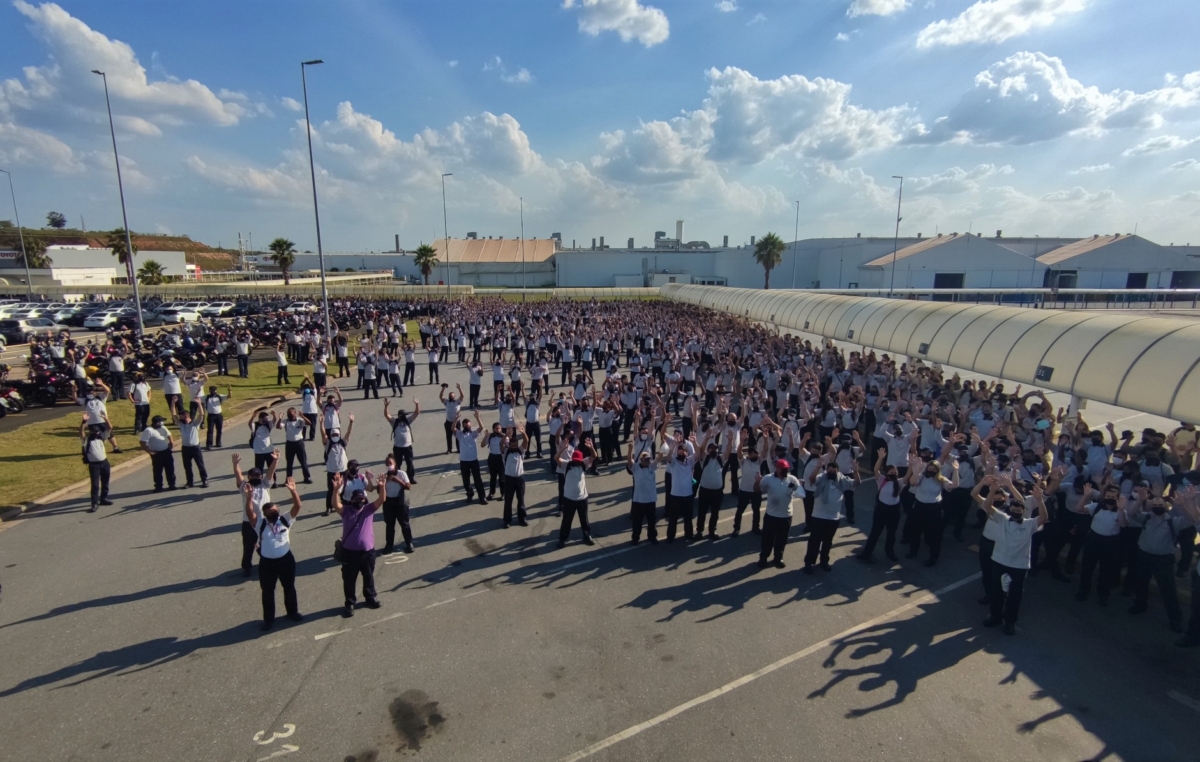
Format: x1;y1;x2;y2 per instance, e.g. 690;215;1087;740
382;496;412;550
241;521;257;572
666;493;695;541
907;500;944;561
843;488;856;523
631;501;657;542
861;501;900;559
388;372;401;395
805;516;839;566
303;413;318;441
88;460;110;506
979;536;996;597
988;563;1027;626
1187;571;1200;639
216;353;229;375
734;490;762;534
133;403;150;433
285;440;311;480
340;548;377;606
259;551;299;624
487;453;504;497
108;373;125;401
503;476;526;524
1078;531;1121;601
1177;526;1196;575
560;361;572;385
237;354;249;377
150;450;176;489
338;357;350;377
459;460;486;499
1043;509;1089;573
760;513;792;562
276;366;289;385
526;421;542;455
444;421;457;453
559;497;591;541
181;445;207;486
392;445;415;482
254;452;274;483
943;488;970;539
205;413;224;448
428;363;439;384
1133;550;1182;625
469;383;481;408
362;378;379;399
696;487;723;535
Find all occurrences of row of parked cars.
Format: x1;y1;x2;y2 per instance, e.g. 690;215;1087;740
0;299;320;345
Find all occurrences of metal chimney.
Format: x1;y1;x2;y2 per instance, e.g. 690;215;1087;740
676;220;684;242
395;234;400;252
599;236;605;248
628;237;634;248
722;235;728;248
592;238;596;250
750;235;756;246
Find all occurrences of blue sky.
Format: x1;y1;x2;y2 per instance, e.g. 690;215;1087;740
1;0;1199;253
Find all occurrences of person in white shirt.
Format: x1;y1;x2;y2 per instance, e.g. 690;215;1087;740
980;476;1047;635
80;414;113;512
1075;482;1124;605
804;456;857;573
320;415;355;515
244;476;304;630
384;397;420;482
381;453;414;554
161;365;183;417
81;378;124;453
277;407;312;484
275;342;290;385
755;459;803;568
557;445;596;547
628;448;660;544
234;452;278;576
139;415;176;492
171;408;208;488
858;450;904;564
440;383;464;454
502;427;529;527
662;436;699;543
454;409;489;504
203;383;232;449
128;373;152;433
249;408;279;484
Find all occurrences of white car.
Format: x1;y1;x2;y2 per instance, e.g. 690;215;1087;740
283;302;316;314
83;310;125;329
158;308;201;324
199;301;234;317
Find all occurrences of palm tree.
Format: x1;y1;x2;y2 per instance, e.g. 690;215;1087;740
413;243;439;285
268;237;297;285
753;232;786;290
106;228;138;265
137;259;166;285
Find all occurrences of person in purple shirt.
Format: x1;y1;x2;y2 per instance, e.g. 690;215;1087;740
332;472;386;618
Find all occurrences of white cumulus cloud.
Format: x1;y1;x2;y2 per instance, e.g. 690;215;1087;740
715;0;738;11
0;122;83;173
910;163;1014;194
562;0;669;47
1070;163;1111;174
280;97;303;113
1041;186;1117;204
917;0;1089;48
919;52;1200;145
848;0;910;18
1122;135;1199;156
1168;159;1198;171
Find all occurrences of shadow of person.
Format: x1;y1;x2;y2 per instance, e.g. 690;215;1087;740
0;621;257;697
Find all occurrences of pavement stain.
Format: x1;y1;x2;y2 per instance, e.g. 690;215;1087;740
344;751;379;762
389;689;446;752
463;538;495;556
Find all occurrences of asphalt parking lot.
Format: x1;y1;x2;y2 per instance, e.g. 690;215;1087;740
1;359;1198;762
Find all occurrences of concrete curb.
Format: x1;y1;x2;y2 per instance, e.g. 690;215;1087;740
0;389;297;522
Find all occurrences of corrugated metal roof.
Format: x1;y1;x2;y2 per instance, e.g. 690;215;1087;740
860;234;960;268
1036;234;1124;265
660;283;1200;422
433;238;557;264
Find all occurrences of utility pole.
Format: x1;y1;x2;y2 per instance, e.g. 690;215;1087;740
520;196;526;299
789;200;799;289
888;176;904;298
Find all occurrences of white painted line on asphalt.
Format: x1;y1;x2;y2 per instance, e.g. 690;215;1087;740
461;589;489;599
1168;689;1200;714
424;597;457;609
558;571;982;762
359;611;407;628
313;629;350;641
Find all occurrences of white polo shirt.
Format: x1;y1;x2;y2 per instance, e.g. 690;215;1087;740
988;513;1040;569
760;474;802;518
139;425;172;452
256;516;292;559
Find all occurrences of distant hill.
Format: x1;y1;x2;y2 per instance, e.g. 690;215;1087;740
0;224;235;271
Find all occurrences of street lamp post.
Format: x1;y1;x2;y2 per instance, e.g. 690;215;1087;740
888;175;904;298
519;196;526;299
441;173;452;298
789;200;799;289
92;70;144;332
0;169;32;298
300;59;332;340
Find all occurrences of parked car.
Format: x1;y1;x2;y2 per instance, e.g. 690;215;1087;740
199;301;234;317
0;317;68;344
157;308;201;324
64;304;108;327
283;302;317;314
228;301;262;317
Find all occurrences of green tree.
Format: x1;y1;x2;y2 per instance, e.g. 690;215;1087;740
753;232;786;290
268;237;297;285
46;211;67;229
413;243;438;285
343;267;355;273
106;228;138;266
21;237;52;269
137;259;167;285
328;267;340;273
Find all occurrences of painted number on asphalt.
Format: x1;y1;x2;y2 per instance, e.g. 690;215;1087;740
253;723;298;761
383;552;409;565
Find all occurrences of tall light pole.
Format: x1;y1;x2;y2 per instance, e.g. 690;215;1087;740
92;70;144;332
519;196;526;298
300;59;332;340
0;169;32;298
441;173;452;297
888;175;904;298
789;199;800;289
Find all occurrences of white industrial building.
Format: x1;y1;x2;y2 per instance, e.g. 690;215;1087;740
0;245;189;289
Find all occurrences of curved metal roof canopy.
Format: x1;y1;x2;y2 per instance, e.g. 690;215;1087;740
660;284;1200;423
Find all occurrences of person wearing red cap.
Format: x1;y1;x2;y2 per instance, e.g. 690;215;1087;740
754;458;803;568
558;440;596;547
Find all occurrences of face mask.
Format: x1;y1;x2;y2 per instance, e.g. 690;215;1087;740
925;469;938;477
330;435;340;443
1102;499;1118;511
288;414;297;421
248;477;262;487
676;453;686;462
1151;505;1167;516
154;422;164;429
1009;514;1025;524
265;511;280;524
